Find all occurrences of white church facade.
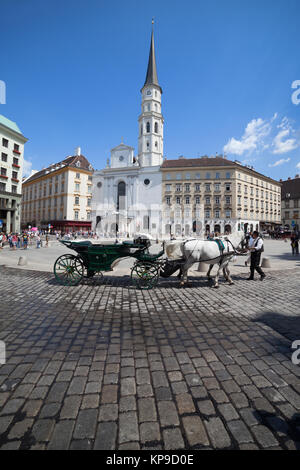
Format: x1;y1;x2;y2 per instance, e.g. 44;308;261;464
92;28;164;238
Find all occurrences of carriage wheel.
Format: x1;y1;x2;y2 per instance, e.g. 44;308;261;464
54;254;84;286
131;262;159;290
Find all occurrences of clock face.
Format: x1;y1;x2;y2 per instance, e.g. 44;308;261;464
146;90;152;96
119;156;124;161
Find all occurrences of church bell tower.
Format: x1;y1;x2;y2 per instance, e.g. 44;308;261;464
138;23;164;167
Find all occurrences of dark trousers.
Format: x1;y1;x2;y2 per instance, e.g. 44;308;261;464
250;252;265;278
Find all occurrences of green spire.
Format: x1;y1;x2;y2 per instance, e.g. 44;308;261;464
143;25;162;92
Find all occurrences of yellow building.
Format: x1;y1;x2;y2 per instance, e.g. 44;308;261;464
22;149;94;232
161;156;281;236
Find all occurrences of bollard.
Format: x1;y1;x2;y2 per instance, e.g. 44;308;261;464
197;262;207;272
261;257;271;268
18;256;27;266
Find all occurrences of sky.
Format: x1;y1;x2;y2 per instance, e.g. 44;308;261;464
1;0;300;180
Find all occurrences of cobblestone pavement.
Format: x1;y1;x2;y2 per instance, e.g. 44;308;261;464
0;266;300;450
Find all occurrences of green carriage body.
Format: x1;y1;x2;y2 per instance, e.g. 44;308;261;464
54;239;164;289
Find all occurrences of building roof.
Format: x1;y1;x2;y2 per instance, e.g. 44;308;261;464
161;156;281;184
0;114;23;136
281;177;300;199
23;154;94;185
143;30;162;92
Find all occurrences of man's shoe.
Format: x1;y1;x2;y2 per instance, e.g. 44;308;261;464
246;277;254;280
260;275;266;281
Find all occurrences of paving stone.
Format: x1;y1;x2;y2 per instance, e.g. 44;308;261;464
218;403;239;421
182;416;209;446
252;425;279;448
138;398;157;422
158;401;180;427
140;422;161;443
119;396;137;412
81;394;99;409
48;420;75;450
163;428;185;450
98;404;118;422
205;417;231;449
176;393;196;414
60;395;82;419
32;419;55;442
73;409;98;439
94;422;117;449
119;412;139;443
227;420;253;444
121;377;136;396
101;385;118;403
197;399;216;416
40;403;61;418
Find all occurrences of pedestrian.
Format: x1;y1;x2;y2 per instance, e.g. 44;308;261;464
36;235;41;248
247;231;266;281
23;233;28;249
291;233;299;255
45;234;49;247
12;234;17;250
245;232;254;267
0;232;3;250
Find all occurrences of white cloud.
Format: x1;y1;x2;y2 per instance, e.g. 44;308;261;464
268;158;290;168
296;162;300;169
23;159;32;177
272;129;299;154
223;117;272;156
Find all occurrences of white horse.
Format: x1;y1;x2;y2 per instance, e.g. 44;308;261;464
165;231;246;288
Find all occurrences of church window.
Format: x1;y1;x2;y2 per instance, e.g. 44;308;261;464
117;181;126;211
155;103;157;111
155;91;157;97
143;215;150;230
147;104;150;111
146;122;150;133
140;126;143;135
154;122;158;133
155;141;158;148
147;141;150;148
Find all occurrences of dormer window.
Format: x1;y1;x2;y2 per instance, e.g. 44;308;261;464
76;161;81;168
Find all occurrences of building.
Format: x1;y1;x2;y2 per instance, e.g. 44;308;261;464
92;27;163;238
0;114;28;233
280;175;300;231
22;149;94;232
161;156;282;236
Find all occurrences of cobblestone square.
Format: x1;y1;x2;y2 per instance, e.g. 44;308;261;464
0;265;300;450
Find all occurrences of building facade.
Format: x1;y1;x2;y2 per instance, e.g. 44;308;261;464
161;156;282;237
281;175;300;231
0;114;27;233
22;150;94;232
92;28;163;237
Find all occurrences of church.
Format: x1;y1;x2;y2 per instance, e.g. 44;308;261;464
91;27;164;238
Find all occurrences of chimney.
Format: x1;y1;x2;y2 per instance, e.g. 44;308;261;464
75;147;81;156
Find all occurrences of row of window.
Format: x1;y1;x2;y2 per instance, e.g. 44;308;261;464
23;211;91;221
284;211;299;219
24;183;92;200
0;167;19;180
0;182;18;193
1;139;20;152
165;172;232;181
1;153;20;165
141;121;160;135
166;196;232;205
25;196;91;209
237;184;279;201
237;172;278;191
165;182;232;192
283;200;299;208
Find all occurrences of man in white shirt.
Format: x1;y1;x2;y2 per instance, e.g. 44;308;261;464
247;231;266;281
245;233;254;267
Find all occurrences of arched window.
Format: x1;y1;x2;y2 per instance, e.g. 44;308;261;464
155;141;158;148
154;122;158;133
146;122;150;133
140;125;143;136
117;181;126;210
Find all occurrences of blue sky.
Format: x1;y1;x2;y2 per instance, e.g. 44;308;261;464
1;0;300;180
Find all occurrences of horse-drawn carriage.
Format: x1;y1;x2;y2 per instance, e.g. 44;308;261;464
54;231;246;289
54;237;165;289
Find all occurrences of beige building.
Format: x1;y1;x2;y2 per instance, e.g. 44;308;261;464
161;156;281;237
22;149;94;232
280;175;300;231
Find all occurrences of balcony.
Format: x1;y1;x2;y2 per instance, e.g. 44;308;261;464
13;149;21;155
11;178;19;183
12;163;20;168
0;174;8;179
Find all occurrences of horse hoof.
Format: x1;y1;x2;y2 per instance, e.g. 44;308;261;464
213;285;219;289
229;282;234;285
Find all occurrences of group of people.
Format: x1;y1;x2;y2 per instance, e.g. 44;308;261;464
0;231;49;250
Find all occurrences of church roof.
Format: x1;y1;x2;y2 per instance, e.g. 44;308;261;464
143;30;162;92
